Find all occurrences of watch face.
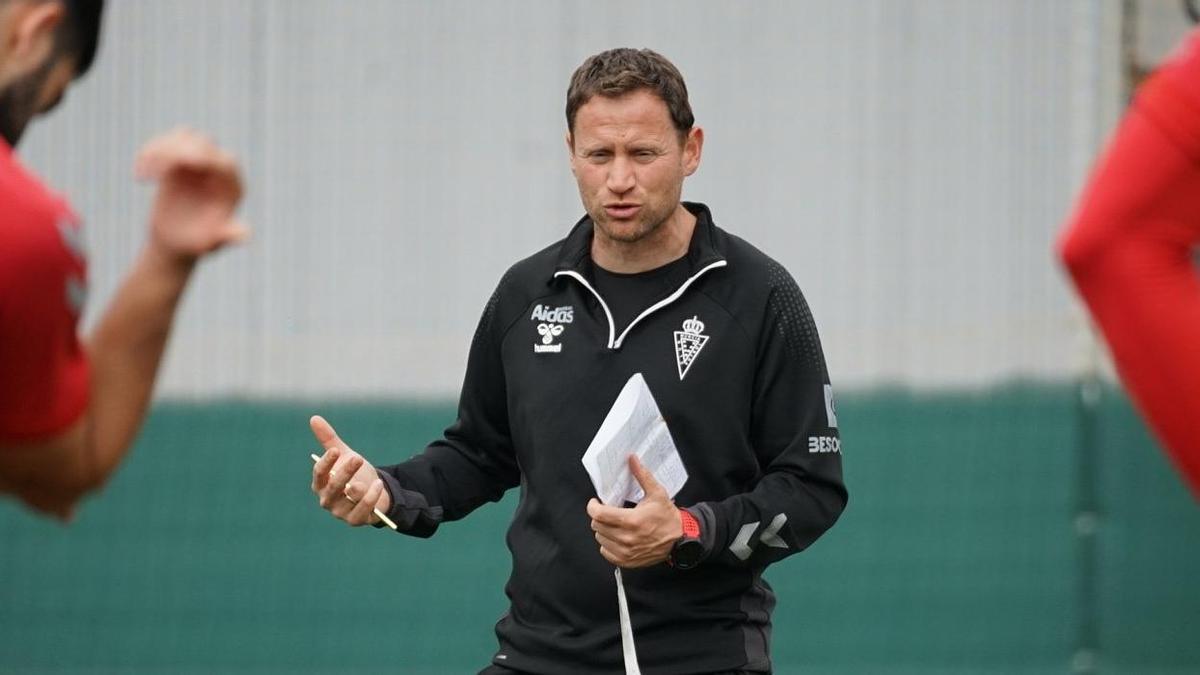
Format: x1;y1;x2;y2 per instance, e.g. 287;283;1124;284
671;538;704;570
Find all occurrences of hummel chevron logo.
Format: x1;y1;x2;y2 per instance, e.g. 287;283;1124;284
673;316;709;380
729;513;790;561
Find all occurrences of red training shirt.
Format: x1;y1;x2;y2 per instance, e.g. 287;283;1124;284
0;137;90;442
1058;28;1200;496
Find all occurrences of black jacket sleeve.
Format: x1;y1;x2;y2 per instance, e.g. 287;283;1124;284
374;276;521;537
691;265;847;567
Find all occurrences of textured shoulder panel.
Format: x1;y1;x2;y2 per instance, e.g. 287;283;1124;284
480;238;565;342
764;258;824;368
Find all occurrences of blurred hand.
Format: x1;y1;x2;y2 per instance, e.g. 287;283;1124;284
134;128;248;262
309;415;391;527
586;456;682;568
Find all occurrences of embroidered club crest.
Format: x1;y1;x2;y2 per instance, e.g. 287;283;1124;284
673;315;709;380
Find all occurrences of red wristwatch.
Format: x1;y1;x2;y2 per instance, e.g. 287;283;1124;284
679;509;701;538
668;508;704;570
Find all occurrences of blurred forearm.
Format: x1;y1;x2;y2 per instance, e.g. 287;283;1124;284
81;244;196;487
1;244;197;519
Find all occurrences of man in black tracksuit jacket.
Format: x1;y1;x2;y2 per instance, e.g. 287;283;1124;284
310;49;846;675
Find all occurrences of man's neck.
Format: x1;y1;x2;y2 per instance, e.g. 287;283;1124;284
592;204;696;274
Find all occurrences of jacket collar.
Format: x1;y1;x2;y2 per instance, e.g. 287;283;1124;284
552;201;726;280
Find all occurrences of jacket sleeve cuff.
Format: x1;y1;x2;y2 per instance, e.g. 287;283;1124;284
374;468;442;533
687;503;721;566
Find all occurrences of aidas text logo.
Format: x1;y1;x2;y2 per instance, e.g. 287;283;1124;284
532;304;573;353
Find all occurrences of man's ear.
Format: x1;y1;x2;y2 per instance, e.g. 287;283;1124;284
566;131;578;176
2;1;66;82
682;126;704;177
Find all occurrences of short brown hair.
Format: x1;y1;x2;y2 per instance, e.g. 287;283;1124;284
566;48;694;139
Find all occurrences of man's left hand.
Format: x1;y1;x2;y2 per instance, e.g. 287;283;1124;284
587;455;683;568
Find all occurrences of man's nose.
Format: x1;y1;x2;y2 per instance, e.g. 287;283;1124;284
606;157;635;195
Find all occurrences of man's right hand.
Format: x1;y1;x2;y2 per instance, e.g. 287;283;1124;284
135;128;249;264
310;415;392;527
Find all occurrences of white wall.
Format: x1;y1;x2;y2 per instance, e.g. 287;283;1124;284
19;0;1163;398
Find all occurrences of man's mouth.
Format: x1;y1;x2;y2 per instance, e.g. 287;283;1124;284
604;203;640;220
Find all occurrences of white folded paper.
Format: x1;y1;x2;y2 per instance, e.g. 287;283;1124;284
581;372;688;506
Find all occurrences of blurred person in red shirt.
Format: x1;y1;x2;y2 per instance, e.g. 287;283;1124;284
1058;27;1200;496
0;0;247;518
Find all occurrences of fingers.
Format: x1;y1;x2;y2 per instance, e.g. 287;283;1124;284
597;545;621;566
134;127;240;186
322;454;363;510
595;531;622;564
311;448;340;492
590;508;638;550
587;498;627;527
592;523;632;549
588;499;627;560
197;219;253;255
629;455;668;501
216;220;252;248
594;531;652;569
309;415;344;452
345;479;384;525
312;446;387;528
309;416;389;528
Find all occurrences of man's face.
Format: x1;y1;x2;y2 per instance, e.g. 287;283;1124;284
568;89;701;246
0;53;74;147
